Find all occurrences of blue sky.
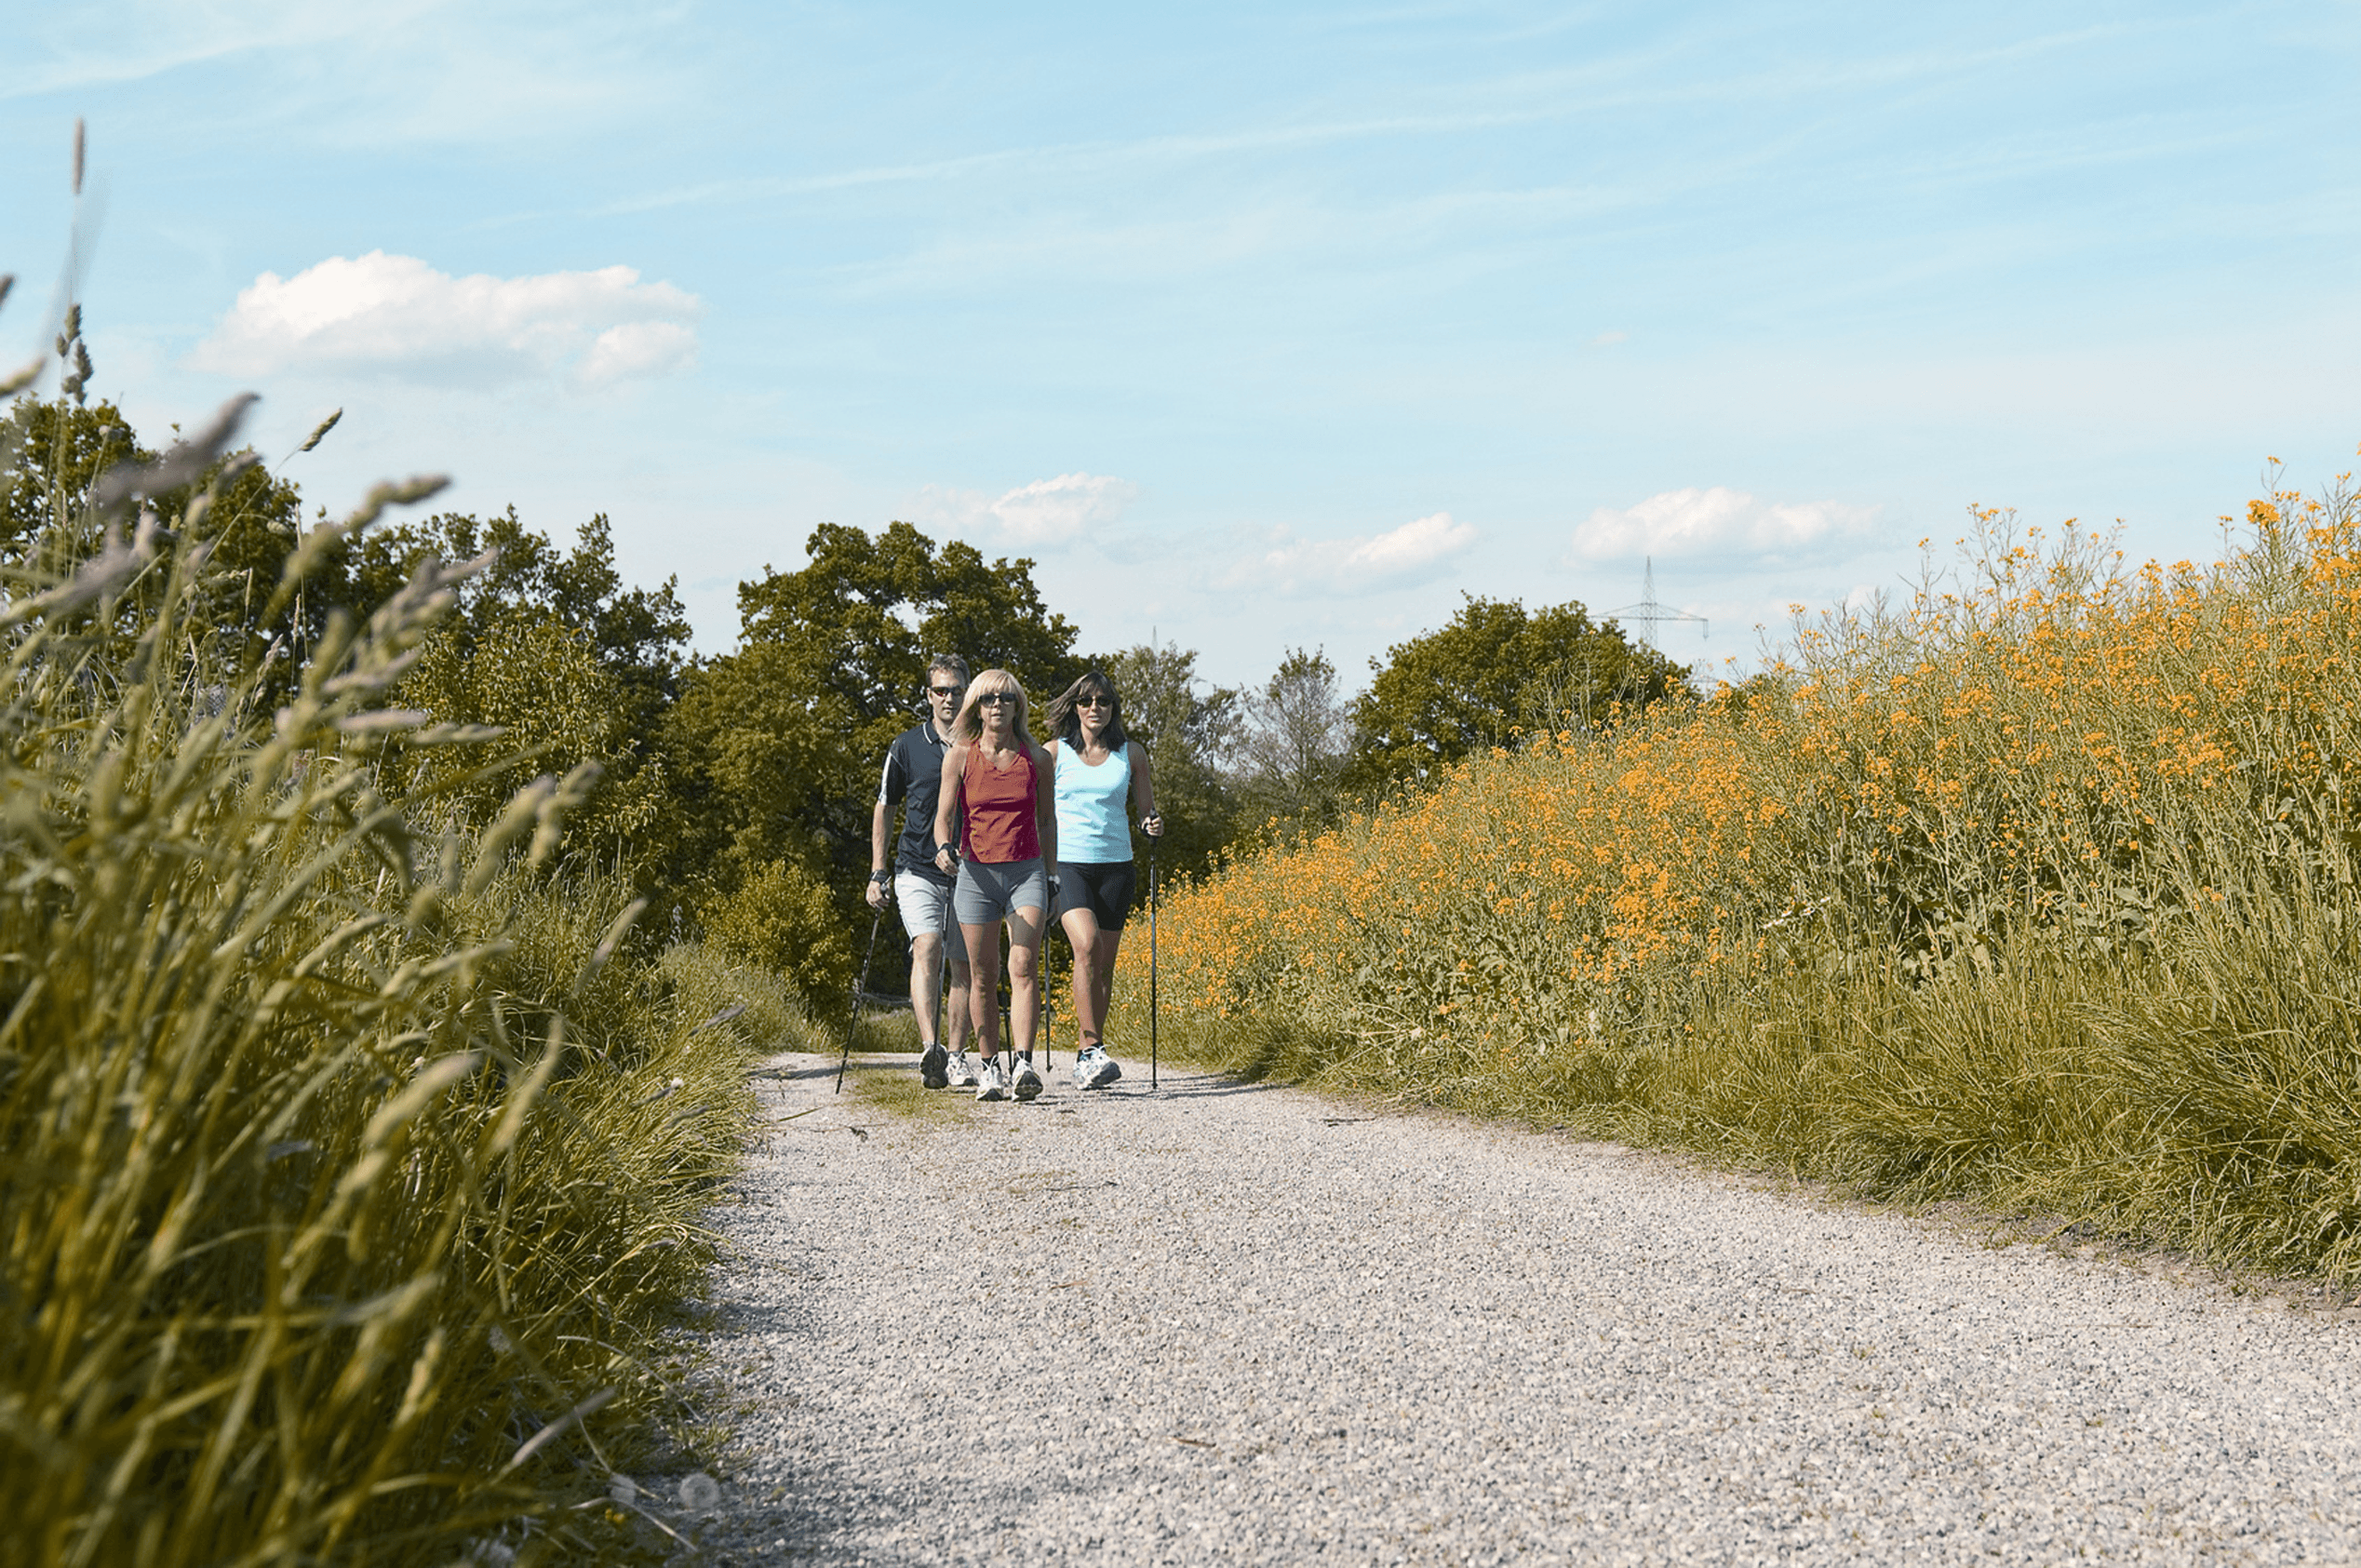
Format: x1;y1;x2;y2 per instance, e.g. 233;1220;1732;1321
6;1;2358;693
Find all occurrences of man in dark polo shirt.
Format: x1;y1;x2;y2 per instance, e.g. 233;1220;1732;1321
867;653;975;1087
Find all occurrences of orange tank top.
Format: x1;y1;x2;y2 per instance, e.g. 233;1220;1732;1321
961;744;1040;864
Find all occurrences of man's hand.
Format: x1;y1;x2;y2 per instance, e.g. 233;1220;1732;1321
865;877;890;911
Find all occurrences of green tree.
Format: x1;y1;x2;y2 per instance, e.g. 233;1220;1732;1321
1105;639;1241;884
4;315;313;684
661;521;1084;998
1237;645;1353;843
360;509;691;866
353;506;691;717
1347;595;1688;796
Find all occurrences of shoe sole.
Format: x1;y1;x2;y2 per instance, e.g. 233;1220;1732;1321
919;1044;949;1090
1079;1064;1121;1090
976;1085;1009;1102
1013;1075;1042;1102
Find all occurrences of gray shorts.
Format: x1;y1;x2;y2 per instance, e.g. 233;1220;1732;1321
952;857;1049;927
892;869;957;948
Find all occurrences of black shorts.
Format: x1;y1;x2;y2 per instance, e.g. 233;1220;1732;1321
1053;859;1137;931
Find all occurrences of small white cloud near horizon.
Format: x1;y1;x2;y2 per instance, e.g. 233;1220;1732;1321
913;471;1140;546
190;251;701;389
1224;511;1479;596
1570;487;1876;562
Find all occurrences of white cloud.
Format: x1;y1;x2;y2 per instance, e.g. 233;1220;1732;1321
1225;511;1479;596
1569;487;1876;562
189;251;701;389
913;472;1139;546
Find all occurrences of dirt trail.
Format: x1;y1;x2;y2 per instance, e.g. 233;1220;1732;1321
668;1052;2361;1565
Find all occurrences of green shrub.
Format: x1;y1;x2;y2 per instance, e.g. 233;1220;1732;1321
696;858;853;1012
0;375;785;1561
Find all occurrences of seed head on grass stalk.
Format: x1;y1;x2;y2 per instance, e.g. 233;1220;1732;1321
0;293;786;1561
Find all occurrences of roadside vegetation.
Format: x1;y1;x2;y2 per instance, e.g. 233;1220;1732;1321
0;285;838;1560
1120;480;2361;1289
7;236;1670;1557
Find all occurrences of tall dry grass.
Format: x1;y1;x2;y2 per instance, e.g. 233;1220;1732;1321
0;378;811;1561
1121;476;2361;1285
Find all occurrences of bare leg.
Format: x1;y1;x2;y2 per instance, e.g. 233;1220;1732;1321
944;954;973;1052
1006;905;1044;1055
961;921;1001;1060
909;931;946;1047
1059;907;1124;1050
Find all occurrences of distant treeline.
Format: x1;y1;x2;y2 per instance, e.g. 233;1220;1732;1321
6;374;1687;1012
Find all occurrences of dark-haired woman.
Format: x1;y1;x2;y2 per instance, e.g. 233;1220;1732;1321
1044;669;1161;1090
931;669;1056;1102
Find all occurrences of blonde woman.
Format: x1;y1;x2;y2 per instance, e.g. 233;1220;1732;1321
1043;670;1160;1089
931;669;1057;1102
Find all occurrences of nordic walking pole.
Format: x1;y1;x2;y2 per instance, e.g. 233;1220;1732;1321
837;907;884;1094
1148;844;1159;1092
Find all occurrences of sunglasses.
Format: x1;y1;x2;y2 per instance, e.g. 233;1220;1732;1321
975;692;1017;706
928;685;961;697
1077;694;1112;709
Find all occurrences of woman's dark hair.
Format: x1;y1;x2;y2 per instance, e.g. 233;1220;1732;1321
1046;669;1127;749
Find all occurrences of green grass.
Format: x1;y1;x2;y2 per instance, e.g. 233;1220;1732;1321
0;375;825;1563
1126;489;2361;1294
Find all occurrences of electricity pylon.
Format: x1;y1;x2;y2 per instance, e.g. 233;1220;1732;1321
1608;557;1707;650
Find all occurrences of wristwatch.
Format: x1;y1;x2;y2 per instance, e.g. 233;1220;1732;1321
869;869;891;885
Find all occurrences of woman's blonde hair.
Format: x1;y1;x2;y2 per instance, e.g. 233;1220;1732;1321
951;667;1030;744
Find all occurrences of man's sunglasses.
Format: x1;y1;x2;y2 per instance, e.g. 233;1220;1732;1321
928;685;961;697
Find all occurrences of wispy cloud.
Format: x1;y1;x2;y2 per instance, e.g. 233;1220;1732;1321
1571;488;1877;563
1225;511;1478;596
913;472;1140;547
584;20;2142;221
9;1;692;145
189;252;700;389
3;1;437;99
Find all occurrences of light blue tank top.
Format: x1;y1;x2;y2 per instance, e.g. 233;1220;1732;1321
1053;743;1134;864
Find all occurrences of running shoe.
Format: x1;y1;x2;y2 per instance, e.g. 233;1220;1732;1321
919;1042;949;1090
947;1052;979;1089
1013;1055;1043;1102
975;1056;1010;1102
1072;1044;1122;1091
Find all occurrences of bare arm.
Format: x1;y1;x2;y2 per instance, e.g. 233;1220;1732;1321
932;744;967;875
1035;744;1057;869
867;797;893;909
1130;741;1162;837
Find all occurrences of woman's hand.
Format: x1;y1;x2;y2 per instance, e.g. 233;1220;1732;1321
1142;811;1164;838
933;843;958;875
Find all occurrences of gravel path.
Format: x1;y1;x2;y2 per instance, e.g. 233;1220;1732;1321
671;1052;2361;1565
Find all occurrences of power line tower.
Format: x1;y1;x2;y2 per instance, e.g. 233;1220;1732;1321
1608;556;1707;650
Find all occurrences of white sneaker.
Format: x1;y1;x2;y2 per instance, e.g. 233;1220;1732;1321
1072;1045;1122;1090
1013;1055;1043;1102
975;1056;1009;1102
947;1052;978;1089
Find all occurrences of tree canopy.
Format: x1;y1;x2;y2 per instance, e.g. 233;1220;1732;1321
663;521;1085;929
1348;595;1690;795
4;355;1709;1014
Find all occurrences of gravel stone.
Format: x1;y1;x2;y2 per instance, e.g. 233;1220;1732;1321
679;1052;2361;1564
